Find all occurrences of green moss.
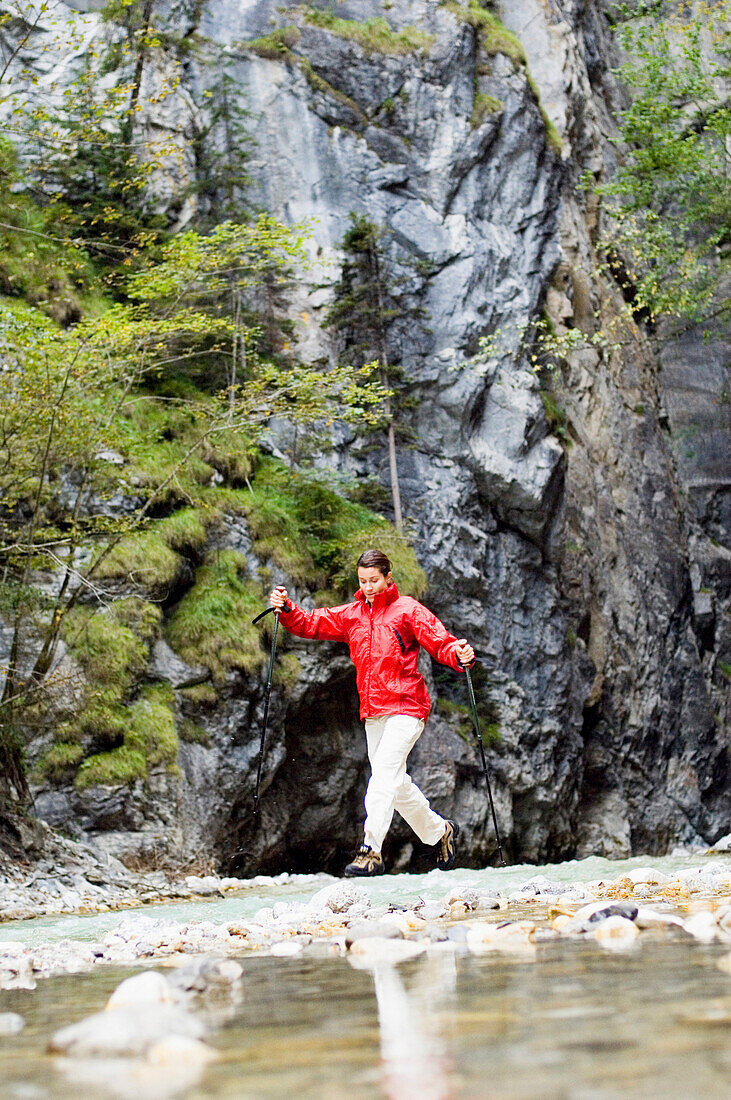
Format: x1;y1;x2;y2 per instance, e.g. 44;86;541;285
180;683;218;706
74;746;148;788
240;26;367;125
443;2;525;64
297;57;368;124
33;742;84;784
526;72;563;153
119;398;218;508
240;26;301;59
59;601;162;758
167;550;265;683
156;507;209;554
109;597;162;645
74;684;179;789
447;3;560;151
125;684;178;767
540;389;572;446
719;663;731;681
243;457;427;598
179;718;212;746
471;92;504;128
303;11;435;55
272;652;302;695
94;529;182;590
63;605;148;696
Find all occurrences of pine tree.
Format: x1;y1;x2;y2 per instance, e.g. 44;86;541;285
328;215;424;530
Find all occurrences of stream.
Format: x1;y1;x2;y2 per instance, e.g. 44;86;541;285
1;854;730;1099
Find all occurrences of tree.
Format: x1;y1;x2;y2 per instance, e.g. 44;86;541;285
594;1;730;325
0;219;385;807
328;215;425;530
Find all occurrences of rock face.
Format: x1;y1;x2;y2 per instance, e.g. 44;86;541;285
4;1;729;870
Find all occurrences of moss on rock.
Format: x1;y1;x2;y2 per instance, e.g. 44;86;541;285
166;550;265;683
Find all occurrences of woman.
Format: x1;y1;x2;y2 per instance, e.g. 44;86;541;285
269;549;475;876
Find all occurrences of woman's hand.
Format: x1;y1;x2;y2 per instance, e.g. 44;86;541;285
269;585;289;611
455;639;475;667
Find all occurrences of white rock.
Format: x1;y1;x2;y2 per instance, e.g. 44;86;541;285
708;833;731;853
684;911;720;942
269;941;303;957
146;1034;218;1066
0;1012;25;1035
107;971;176;1010
308;881;369;914
49;1006;204;1057
626;867;671;886
377;911;427;935
592;916;639;947
634;907;684;930
466;921;536;955
348;937;427;966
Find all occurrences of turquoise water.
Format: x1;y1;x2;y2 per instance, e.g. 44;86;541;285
1;852;724;946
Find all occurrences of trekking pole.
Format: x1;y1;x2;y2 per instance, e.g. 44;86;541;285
464;664;507;867
251;606;280;816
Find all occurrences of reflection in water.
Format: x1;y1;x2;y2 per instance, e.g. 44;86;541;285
361;951;458;1100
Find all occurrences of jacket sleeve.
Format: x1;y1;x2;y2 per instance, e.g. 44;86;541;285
409;603;468;672
279;600;350;643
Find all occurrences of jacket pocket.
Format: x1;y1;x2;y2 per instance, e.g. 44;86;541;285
391;627;405;656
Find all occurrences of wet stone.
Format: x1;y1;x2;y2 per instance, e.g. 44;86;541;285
0;1012;25;1035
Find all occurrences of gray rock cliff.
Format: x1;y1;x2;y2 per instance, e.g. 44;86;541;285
5;0;728;870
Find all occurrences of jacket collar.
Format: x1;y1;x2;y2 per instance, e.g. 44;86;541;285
355;582;400;610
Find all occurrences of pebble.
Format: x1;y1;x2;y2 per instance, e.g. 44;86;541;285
683;910;721;943
466;920;536;955
106;971;177;1010
348;937;427;966
592;915;640;947
49;1004;205;1058
0;1011;25;1035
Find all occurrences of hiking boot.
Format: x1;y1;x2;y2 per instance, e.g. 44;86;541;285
344;844;385;877
436;819;459;870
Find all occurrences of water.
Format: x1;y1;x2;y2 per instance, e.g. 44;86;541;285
1;854;730;1098
1;851;722;946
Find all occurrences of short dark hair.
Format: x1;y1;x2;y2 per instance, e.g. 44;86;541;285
356;549;392;576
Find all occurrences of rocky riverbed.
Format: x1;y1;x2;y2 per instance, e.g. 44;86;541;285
3;854;731;989
1;850;730;1099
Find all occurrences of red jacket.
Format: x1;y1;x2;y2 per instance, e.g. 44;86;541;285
279;583;465;720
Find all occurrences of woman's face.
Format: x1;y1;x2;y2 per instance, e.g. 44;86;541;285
357;567;392;604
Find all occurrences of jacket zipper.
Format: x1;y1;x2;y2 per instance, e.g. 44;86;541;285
366;602;373;712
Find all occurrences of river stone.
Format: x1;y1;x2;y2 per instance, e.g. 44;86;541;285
49;1005;205;1057
466;920;537;955
708;833;731;853
106;971;177;1010
592;916;639;947
347;937;427;966
308;881;369;914
0;1012;25;1035
634;907;685;931
683;911;720;943
560;900;638;934
146;1034;218;1066
345;920;402;946
269;941;304;957
626;867;671;886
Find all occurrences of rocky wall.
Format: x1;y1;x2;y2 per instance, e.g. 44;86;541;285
4;0;728;872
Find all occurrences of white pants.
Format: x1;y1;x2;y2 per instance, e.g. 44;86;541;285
363;715;446;853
